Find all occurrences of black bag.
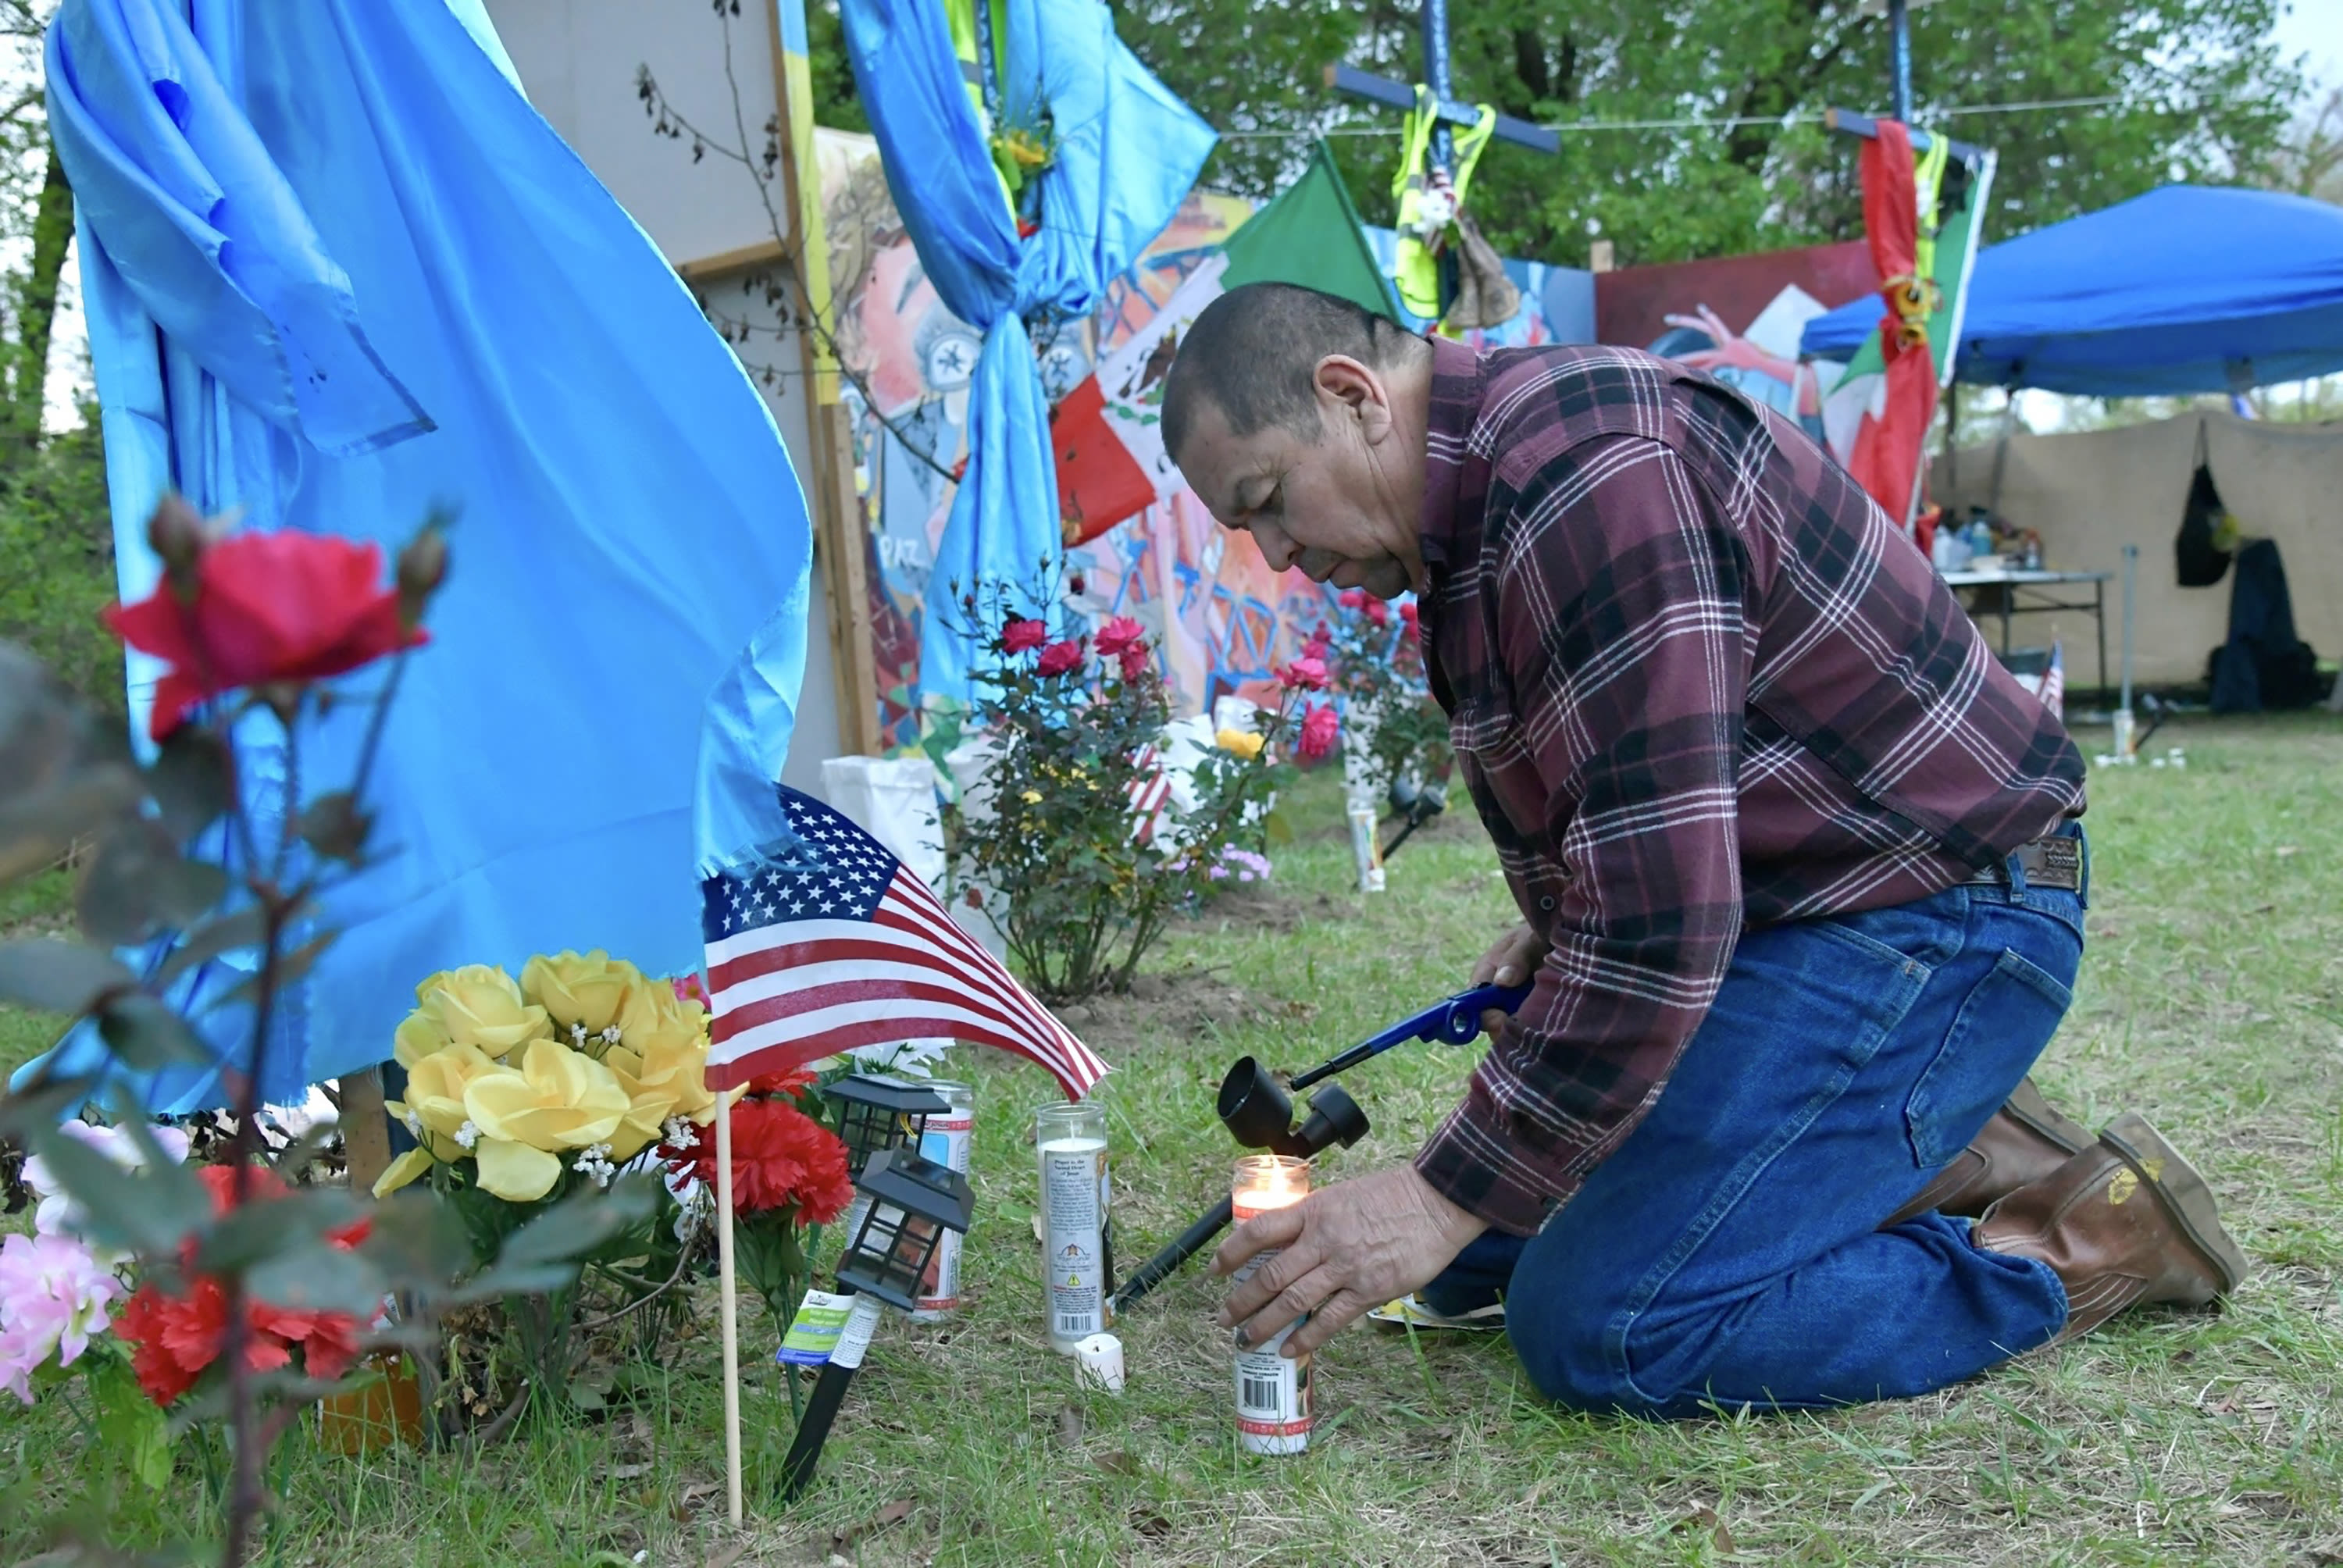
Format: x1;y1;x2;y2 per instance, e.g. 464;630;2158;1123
2174;421;2232;588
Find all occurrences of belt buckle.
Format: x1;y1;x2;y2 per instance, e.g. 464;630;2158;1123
2032;836;2081;885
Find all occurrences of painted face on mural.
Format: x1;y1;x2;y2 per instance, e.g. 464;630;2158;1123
1171;354;1431;603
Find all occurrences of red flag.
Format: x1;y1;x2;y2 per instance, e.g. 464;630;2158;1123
1846;120;1938;531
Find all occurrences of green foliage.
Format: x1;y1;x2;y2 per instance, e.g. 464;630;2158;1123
803;0;2311;272
0;420;119;718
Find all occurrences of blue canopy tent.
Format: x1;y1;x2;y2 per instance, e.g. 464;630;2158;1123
1801;185;2343;396
24;0;814;1112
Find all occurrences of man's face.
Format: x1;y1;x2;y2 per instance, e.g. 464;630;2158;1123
1172;359;1420;600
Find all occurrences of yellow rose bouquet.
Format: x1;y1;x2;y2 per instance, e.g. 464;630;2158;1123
376;951;726;1206
376;951;733;1417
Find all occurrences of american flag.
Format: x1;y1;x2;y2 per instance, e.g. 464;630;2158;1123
700;786;1108;1098
2037;639;2065;722
1125;744;1172;846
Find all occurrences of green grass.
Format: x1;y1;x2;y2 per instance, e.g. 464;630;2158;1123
5;715;2341;1566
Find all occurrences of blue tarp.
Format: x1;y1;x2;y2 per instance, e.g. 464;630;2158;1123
28;0;812;1112
1800;185;2343;396
839;0;1212;708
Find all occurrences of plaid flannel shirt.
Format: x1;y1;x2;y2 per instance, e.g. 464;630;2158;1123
1413;340;2085;1236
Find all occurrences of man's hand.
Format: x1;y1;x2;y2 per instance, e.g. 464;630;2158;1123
1473;921;1547;1034
1211;1166;1487;1356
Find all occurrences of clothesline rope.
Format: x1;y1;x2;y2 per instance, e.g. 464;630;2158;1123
1218;92;2165;140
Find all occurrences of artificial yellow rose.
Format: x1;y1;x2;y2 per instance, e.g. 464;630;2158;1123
462;1038;629;1153
401;1042;515;1158
372;1146;437;1199
1216;728;1265;759
415;965;551;1057
614;980;700;1054
392;1009;450;1071
522;950;645;1038
601;1030;719;1159
473;1139;563;1203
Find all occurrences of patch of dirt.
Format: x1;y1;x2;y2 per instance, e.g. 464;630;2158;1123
1045;968;1278;1054
1188;880;1357;935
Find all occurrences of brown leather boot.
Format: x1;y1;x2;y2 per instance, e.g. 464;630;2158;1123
1974;1112;2250;1339
1881;1078;2093;1228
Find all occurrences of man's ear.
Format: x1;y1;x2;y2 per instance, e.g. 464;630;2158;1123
1314;354;1394;442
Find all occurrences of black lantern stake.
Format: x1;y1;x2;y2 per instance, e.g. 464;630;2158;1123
825;1073;951;1176
779;1146;973;1502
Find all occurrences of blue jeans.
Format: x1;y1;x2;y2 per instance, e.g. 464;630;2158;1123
1422;831;2087;1417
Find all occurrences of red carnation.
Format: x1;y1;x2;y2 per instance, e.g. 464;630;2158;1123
105;528;429;741
1278;656;1329;691
116;1163;373;1407
1002;618;1048;654
1296;701;1340;762
1036;638;1086;678
1094;615;1144;657
663;1098;852;1222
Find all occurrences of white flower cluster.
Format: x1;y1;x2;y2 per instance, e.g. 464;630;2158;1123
453;1119;482;1151
573;1142;617;1188
660;1115;699;1151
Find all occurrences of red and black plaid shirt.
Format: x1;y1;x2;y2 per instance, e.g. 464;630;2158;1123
1413;339;2085;1235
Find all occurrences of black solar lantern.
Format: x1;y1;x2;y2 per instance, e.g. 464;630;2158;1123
779;1144;975;1502
822;1074;950;1178
835;1146;976;1310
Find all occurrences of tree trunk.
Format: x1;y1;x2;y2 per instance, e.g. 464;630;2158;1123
10;144;73;447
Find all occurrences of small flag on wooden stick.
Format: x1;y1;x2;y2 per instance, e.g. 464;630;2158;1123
2038;639;2065;722
699;785;1108;1098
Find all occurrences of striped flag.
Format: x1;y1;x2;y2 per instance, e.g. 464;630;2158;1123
2038;639;2065;722
700;786;1108;1099
1125;744;1173;846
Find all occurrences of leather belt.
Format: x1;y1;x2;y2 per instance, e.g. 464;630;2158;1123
1964;833;2084;892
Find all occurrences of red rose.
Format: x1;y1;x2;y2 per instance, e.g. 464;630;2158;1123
1036;638;1085;678
1117;643;1150;682
964;886;986;909
1364;597;1389;629
1067;572;1087;597
1400;599;1420;629
1001;618;1048;654
1303;634;1332;664
105;529;429;741
1296;701;1340;762
1337;589;1368;611
1278;656;1328;692
1094;615;1144;657
663;1097;852;1221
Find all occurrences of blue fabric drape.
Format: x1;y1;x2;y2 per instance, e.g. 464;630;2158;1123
26;0;812;1112
838;0;1212;707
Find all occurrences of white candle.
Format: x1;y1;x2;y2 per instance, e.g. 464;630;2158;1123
1229;1155;1314;1456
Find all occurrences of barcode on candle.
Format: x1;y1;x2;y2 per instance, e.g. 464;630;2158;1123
1239;1374;1282;1413
1057;1313;1095;1337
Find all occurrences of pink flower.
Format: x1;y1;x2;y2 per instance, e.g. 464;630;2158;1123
1364;597;1389;629
1002;618;1048;654
1337;589;1368;611
1094;615;1144;657
1118;643;1150;682
1036;638;1085;677
1278;656;1328;692
1296;702;1340;762
1303;634;1332;664
0;1232;121;1404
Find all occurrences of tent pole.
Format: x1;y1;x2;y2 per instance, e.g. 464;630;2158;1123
2119;543;2138;718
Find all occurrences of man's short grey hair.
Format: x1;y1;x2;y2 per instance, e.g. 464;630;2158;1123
1160;282;1410;462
